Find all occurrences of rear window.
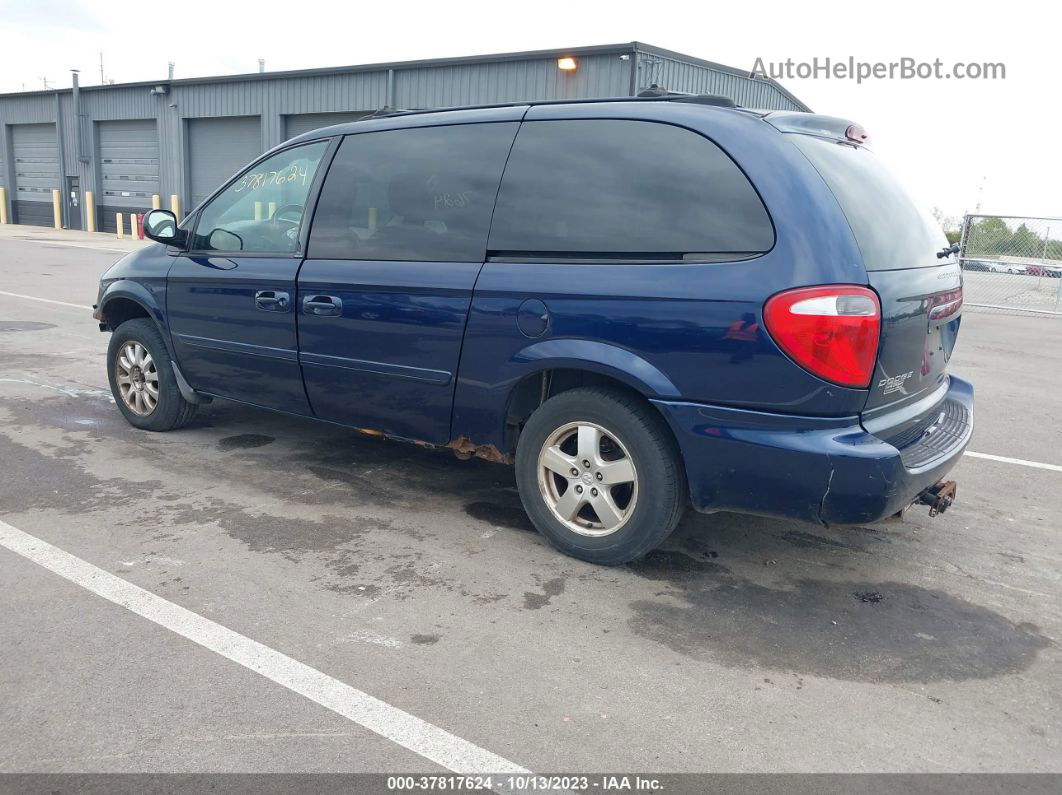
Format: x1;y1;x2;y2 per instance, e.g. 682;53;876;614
488;119;774;258
791;135;948;271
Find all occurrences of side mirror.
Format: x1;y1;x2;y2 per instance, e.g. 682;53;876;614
143;209;187;247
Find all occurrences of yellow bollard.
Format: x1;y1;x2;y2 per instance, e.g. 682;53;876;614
0;186;8;224
169;194;180;219
52;189;62;229
116;212;124;239
130;213;137;238
151;194;161;210
267;201;277;219
85;191;96;232
254;201;264;221
368;207;377;233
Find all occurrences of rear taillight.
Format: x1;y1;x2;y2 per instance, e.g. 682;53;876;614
763;285;881;388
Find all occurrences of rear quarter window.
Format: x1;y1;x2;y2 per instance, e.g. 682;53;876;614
790;135;949;271
487;119;774;258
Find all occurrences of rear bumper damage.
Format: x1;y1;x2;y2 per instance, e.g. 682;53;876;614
652;376;974;526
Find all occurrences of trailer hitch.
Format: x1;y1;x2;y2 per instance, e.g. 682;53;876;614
917;480;957;517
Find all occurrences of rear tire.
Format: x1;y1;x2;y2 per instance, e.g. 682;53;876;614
107;318;198;431
515;387;686;565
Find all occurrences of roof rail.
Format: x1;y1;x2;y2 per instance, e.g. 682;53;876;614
636;84;737;108
348;91;745;124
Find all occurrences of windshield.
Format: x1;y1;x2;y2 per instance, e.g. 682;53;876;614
791;135;949;271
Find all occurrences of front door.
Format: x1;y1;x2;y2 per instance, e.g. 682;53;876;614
167;140;331;413
298;121;520;444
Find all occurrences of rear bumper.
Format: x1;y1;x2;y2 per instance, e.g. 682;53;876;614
652;376;974;526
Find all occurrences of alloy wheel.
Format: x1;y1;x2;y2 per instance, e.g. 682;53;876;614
115;341;159;416
536;421;638;537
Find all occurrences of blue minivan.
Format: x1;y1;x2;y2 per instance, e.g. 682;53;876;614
94;94;973;565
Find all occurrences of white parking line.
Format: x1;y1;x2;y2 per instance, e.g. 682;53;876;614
0;290;91;311
0;519;530;777
964;451;1062;473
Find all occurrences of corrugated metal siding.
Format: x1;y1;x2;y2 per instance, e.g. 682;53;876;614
396;54;627;108
81;84;159;121
284;111;371;140
639;54;804;111
0;94;54;123
271;74;388;115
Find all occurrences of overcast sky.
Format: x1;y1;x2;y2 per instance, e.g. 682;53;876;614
0;0;1056;223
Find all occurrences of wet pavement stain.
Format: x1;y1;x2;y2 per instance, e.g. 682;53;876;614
304;464;398;506
0;352;78;372
854;590;885;603
524;576;566;610
411;633;441;645
0;434;163;514
464;500;536;533
781;530;866;552
627;550;1050;683
0;413;501;604
217;433;275;451
0;321;57;333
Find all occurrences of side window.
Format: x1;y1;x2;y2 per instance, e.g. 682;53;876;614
308;123;518;262
488;119;774;257
191;141;329;253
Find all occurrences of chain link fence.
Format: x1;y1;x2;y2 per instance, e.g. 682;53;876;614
959;214;1062;316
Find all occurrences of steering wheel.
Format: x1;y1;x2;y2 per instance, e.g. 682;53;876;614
270;204;303;228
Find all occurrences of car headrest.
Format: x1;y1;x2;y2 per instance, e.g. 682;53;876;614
388;172;433;224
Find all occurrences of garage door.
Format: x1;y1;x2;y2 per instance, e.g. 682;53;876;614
12;123;59;226
97;120;160;233
188;116;262;209
284;112;370;141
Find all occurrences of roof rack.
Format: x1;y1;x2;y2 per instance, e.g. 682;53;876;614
636;84;737;107
358;91;744;123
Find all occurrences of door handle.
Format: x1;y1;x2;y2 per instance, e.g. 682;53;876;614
302;295;343;317
254;290;290;312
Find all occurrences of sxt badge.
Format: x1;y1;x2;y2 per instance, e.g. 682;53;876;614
878;371;914;394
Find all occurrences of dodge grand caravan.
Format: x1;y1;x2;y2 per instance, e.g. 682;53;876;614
94;94;973;565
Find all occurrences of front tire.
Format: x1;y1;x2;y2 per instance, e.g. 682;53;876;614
107;318;197;431
515;387;686;565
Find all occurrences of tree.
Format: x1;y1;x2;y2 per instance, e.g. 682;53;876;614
932;206;960;234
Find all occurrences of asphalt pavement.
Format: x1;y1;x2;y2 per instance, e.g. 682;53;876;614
0;228;1059;776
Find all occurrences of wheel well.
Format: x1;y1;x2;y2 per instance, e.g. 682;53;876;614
100;297;151;331
503;369;656;456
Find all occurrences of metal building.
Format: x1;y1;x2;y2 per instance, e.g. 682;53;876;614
0;42;808;231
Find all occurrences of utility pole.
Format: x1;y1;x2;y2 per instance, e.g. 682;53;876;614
258;58;265;73
168;61;175;80
99;51;105;84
